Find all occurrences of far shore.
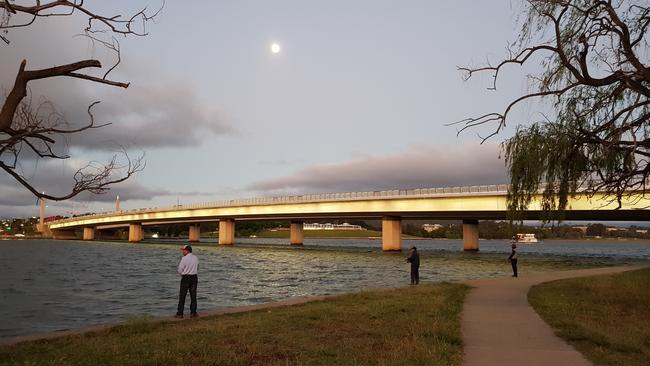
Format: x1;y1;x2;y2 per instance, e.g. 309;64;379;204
3;234;650;243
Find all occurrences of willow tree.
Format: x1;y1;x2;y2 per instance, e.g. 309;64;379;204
0;1;161;201
458;0;649;219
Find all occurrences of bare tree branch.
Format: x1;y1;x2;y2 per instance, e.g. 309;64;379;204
1;1;162;205
459;0;650;220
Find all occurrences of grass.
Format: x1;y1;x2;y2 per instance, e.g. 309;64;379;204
256;229;424;239
528;266;650;366
200;229;385;238
0;282;469;366
257;229;384;238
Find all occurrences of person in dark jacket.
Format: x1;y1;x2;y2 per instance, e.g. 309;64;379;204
508;243;518;277
406;245;420;285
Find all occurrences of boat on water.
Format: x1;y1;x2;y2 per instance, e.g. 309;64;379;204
511;233;538;244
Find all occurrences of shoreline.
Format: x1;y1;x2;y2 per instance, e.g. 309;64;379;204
0;294;339;347
5;236;650;243
4;265;645;349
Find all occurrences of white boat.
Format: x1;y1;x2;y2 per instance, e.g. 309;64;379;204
511;233;538;244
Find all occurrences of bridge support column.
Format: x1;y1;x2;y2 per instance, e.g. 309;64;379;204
83;227;96;241
129;223;143;243
463;219;479;251
219;219;235;245
41;225;52;238
290;220;304;246
382;216;402;251
188;224;201;242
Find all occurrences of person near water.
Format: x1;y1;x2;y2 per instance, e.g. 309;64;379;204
175;244;199;318
406;245;420;285
508;243;518;277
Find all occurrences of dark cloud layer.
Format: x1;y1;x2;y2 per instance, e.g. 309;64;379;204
1;17;230;216
0;18;233;153
58;83;232;150
249;144;507;195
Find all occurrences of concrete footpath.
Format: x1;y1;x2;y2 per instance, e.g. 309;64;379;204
462;265;646;366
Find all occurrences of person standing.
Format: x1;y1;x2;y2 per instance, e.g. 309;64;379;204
406;245;420;285
508;243;518;277
176;244;199;318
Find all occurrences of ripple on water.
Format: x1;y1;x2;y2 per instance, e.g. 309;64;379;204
0;238;647;338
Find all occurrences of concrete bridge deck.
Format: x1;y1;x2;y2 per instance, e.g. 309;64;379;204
44;184;649;251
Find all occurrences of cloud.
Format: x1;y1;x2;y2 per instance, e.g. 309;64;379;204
0;185;38;207
0;15;233;152
0;158;165;212
62;82;233;150
248;143;507;195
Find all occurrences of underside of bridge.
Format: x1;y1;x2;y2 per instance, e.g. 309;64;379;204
45;190;650;251
68;215;488;252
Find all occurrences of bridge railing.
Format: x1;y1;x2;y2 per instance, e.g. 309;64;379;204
50;184;511;225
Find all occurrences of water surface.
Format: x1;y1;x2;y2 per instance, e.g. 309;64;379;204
0;238;647;338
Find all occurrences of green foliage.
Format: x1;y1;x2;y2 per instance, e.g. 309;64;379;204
465;1;650;220
504;122;586;221
236;221;287;237
585;223;606;237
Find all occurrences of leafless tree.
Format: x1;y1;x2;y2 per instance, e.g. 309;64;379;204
0;0;162;201
456;0;649;219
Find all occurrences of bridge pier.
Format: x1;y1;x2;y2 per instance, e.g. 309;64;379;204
382;216;402;251
290;220;304;245
219;219;235;245
463;219;479;251
129;223;143;243
188;224;201;242
83;227;96;241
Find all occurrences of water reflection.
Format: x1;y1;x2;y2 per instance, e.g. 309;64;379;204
0;238;647;338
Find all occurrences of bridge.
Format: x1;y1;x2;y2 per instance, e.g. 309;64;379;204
46;184;649;251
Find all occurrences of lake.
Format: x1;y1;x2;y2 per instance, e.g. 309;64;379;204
1;238;648;338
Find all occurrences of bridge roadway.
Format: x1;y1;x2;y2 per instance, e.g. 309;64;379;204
46;185;649;251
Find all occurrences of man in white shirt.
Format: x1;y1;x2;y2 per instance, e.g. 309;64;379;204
175;244;199;318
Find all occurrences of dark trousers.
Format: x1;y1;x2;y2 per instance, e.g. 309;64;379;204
511;259;518;277
177;274;198;315
411;268;420;284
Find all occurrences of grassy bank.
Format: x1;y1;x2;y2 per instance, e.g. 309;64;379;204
0;283;469;366
528;267;650;366
257;229;384;238
197;229;385;238
256;229;425;239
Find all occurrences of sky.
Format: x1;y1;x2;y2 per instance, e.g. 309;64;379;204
1;0;545;218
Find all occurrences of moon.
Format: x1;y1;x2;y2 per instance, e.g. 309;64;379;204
271;43;281;54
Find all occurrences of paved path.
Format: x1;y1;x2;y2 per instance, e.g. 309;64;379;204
462;265;646;366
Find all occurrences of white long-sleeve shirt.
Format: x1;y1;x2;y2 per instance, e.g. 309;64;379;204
178;253;199;275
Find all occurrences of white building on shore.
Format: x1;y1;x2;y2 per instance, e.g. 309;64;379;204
422;223;444;232
303;222;364;230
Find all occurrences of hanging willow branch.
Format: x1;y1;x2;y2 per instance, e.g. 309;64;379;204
456;0;650;220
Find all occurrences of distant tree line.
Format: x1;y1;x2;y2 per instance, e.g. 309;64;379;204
402;221;650;240
0;217;38;236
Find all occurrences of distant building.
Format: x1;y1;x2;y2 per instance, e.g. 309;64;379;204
44;215;65;222
303;222;363;230
572;226;588;233
606;227;626;232
422;223;443;232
